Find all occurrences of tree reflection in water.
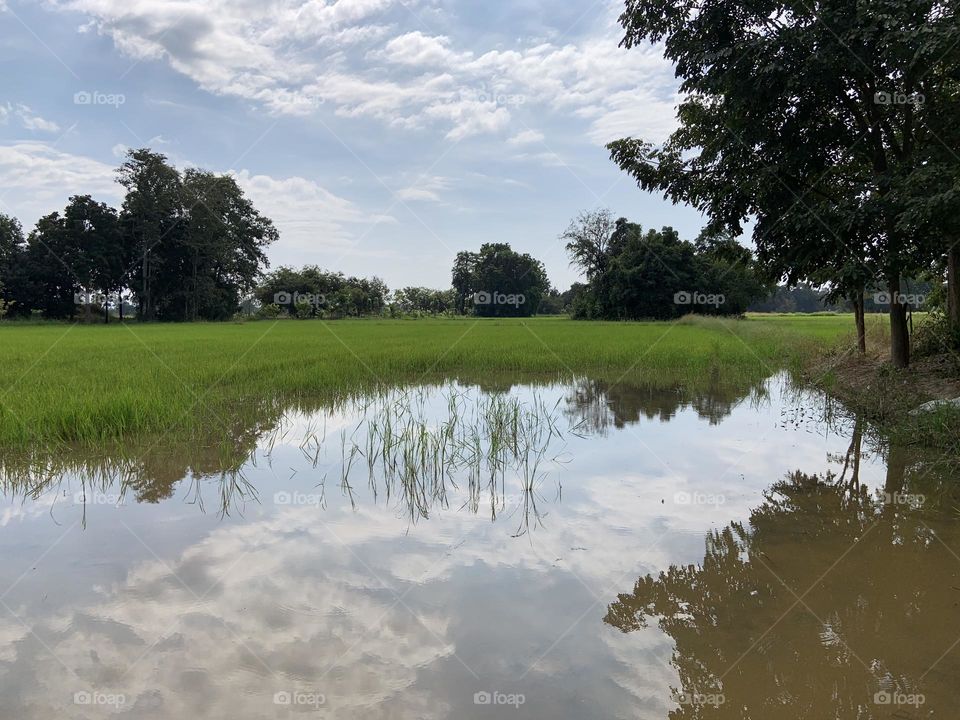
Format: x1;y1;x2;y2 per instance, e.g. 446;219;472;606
605;429;960;717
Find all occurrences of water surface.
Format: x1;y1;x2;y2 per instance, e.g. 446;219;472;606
1;373;958;718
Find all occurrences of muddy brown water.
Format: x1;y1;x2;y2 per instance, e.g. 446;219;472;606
0;373;958;718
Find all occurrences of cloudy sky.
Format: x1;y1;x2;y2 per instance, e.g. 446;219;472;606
0;0;705;290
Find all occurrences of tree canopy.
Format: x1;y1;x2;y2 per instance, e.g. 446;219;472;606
608;0;960;366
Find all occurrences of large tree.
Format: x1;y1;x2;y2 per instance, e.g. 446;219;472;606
455;243;550;318
117;149;184;322
0;214;25;315
608;0;960;367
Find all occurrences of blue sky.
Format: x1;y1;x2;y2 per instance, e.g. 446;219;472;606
0;0;706;290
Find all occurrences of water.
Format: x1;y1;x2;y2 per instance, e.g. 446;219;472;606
0;373;958;718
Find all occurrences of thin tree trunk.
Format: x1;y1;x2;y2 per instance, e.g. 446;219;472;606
949;244;959;334
142;245;150;322
852;290;866;355
889;277;910;368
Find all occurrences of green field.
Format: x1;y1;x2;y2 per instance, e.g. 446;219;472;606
0;314;863;448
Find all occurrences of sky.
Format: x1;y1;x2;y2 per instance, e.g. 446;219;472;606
0;0;707;291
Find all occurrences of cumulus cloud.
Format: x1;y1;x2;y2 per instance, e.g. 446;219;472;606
47;0;680;145
0;142;120;222
232;169;396;255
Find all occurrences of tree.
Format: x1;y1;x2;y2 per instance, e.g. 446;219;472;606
177;170;277;321
60;196;123;323
608;0;960;367
563;215;767;320
454;243;550;318
0;214;25;315
451;251;477;315
117;149;184;322
561;208;615;281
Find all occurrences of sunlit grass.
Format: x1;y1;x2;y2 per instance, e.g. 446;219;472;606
0;315;857;448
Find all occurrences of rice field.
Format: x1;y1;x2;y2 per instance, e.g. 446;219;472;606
0;314;863;448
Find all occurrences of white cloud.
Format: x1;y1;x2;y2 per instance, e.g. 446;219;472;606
0;144;392;265
507;129;544;146
15;104;61;133
395;175;450;203
232;170;395;258
0;143;120;223
49;1;680;146
0;103;60;133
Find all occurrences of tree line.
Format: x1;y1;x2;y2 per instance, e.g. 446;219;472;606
605;0;959;367
0;149;278;322
560;209;768;319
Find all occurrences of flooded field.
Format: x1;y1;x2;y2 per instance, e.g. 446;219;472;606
1;373;958;718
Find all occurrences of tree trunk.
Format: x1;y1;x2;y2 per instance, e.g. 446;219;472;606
949;244;960;334
141;246;150;322
889;278;910;368
852;290;866;355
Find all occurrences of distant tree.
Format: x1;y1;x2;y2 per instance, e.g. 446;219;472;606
564;215;766;320
254;266;388;318
0;214;25;315
458;243;550;318
451;251;478;315
20;212;79;319
561;208;615;281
